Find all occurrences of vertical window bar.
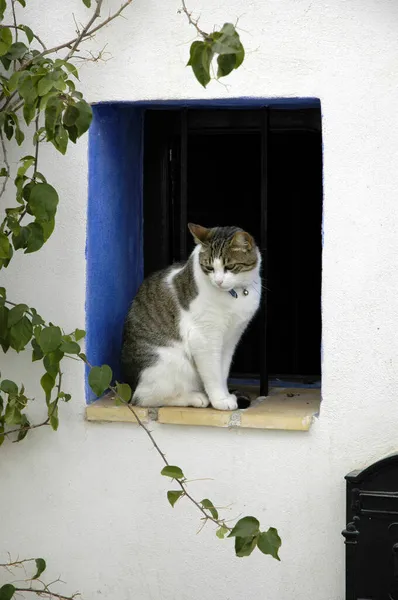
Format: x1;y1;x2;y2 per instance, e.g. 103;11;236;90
260;108;269;397
180;109;188;260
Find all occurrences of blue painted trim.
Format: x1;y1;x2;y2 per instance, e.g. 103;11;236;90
86;105;143;403
93;97;321;110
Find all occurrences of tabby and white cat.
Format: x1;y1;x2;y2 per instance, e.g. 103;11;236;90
121;224;261;411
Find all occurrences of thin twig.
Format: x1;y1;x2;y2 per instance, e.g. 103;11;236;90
123;399;230;530
0;558;37;568
13;588;79;600
34;114;40;176
0;130;10;199
11;0;18;43
180;0;209;39
3;371;62;439
65;0;105;60
0;0;134;105
0;25;47;51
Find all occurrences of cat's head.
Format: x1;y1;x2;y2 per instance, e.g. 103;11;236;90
188;223;260;291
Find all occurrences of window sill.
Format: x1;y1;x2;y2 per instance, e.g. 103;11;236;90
85;387;320;432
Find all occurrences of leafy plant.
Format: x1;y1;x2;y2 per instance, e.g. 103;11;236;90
0;3;278;595
181;0;245;87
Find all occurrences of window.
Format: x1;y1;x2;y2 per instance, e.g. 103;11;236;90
143;106;322;397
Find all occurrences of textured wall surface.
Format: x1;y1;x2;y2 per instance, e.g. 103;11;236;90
2;1;398;599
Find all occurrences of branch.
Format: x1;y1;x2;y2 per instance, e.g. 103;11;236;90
11;1;18;43
119;392;231;531
0;130;10;199
0;25;47;50
40;0;133;62
65;0;105;60
13;587;79;600
180;0;209;39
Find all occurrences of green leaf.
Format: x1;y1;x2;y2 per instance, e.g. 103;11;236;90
23;101;37;125
21;25;34;44
0;232;10;259
28;183;59;222
4;402;22;425
217;54;237;78
52;124;68;155
0;0;6;20
8;304;28;326
41;372;55;403
83;0;91;5
9;316;33;351
6;42;28;60
18;75;38;104
43;348;63;377
17;414;30;441
235;535;258;558
63;105;79;127
0;583;16;600
0;425;5;447
59;340;80;354
48;401;59;430
216;525;228;539
32;558;46;579
45;96;63;139
115;382;131;403
75;100;93;137
16;0;26;6
8;71;23;92
17;156;35;177
167;490;184;507
0;287;5;298
201;498;219;519
257;528;282;561
0;305;10;352
228;516;260;538
212;23;242;54
160;465;185;480
38;75;55;97
74;328;85;341
0;380;18;394
0;28;12;57
39;326;62;353
187;41;213;88
88;364;112;397
32;337;44;361
24;222;45;253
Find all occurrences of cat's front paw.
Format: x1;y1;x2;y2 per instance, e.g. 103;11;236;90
188;393;210;408
211;394;238;411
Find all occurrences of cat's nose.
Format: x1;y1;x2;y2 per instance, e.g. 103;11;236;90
214;274;224;286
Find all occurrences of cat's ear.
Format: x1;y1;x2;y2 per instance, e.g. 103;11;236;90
230;231;253;252
188;223;210;245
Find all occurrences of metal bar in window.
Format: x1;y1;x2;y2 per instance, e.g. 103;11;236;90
179;108;188;260
259;108;269;397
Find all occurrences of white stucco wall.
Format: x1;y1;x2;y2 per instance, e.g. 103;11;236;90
2;0;398;598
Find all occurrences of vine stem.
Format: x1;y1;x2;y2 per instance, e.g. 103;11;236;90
0;24;47;50
0;0;134;108
111;386;231;531
3;372;62;439
0;129;10;200
11;0;18;43
180;0;209;39
12;587;79;600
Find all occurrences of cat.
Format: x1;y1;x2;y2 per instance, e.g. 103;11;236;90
121;224;262;411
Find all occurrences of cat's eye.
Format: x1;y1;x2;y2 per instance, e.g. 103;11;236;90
203;265;213;272
225;265;234;271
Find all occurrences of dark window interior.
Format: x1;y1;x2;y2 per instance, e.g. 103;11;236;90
143;107;322;392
